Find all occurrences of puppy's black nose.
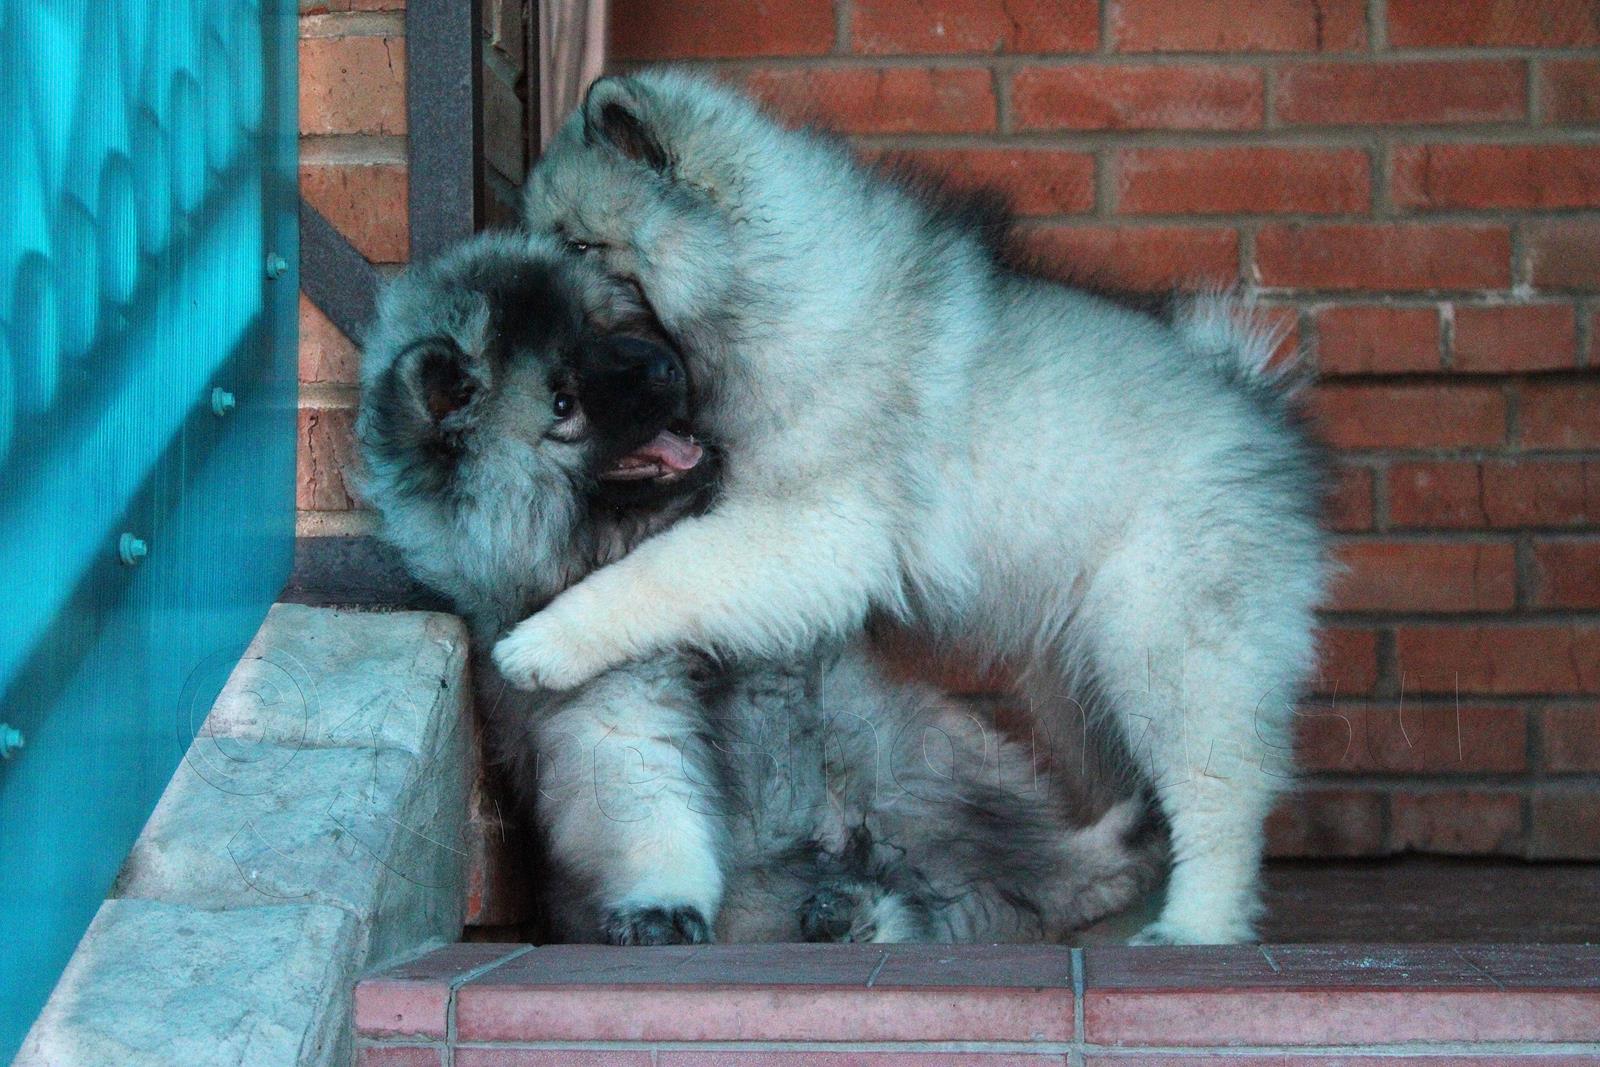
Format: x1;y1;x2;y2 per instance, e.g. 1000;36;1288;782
611;336;684;390
645;351;681;387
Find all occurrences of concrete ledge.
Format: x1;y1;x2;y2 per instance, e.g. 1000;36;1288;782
17;604;471;1067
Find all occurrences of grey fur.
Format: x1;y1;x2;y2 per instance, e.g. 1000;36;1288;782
508;70;1330;944
358;234;1163;945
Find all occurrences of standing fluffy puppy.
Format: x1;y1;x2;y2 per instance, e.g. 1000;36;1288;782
499;70;1329;945
358;233;1162;945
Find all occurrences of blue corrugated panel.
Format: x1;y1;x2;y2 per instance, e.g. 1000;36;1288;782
0;1;298;1056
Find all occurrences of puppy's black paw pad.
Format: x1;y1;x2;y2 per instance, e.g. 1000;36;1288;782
799;882;876;943
603;905;713;946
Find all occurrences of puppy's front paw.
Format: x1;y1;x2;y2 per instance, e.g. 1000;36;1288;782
604;904;713;946
492;613;612;691
1129;918;1252;946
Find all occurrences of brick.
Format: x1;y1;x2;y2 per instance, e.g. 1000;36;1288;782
1486;460;1600;525
610;0;832;59
1112;0;1366;52
1391;790;1523;854
1381;461;1466;529
1258;304;1303;371
357;1049;442;1067
1265;788;1385;857
1308;384;1506;449
1326;464;1374;530
1533;539;1600;609
299;35;405;135
659;1056;1065;1067
853;0;1097;54
1389;459;1600;529
1022;225;1239;290
1541;705;1600;772
1314;626;1379;696
1298;704;1528;773
1114;146;1368;216
456;1053;652;1067
1520;382;1600;448
1389;0;1600;47
1314;306;1441;375
878;148;1094;215
1087;1059;1600;1067
742;67;996;134
1331;540;1516;613
1451;304;1579;373
1276;60;1526;126
1254;223;1511;291
298;404;360;511
1083;944;1600;1045
1394;625;1600;695
456;944;1075;1042
354;945;529;1039
1395;144;1600;211
1530;791;1600;858
1539;59;1600;123
1525;218;1600;290
1011;65;1263;131
300;163;409;263
299;293;360;385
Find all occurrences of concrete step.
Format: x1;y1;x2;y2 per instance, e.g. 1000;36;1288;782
17;604;472;1067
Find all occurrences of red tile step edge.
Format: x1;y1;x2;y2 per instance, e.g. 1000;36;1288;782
355;942;1600;1065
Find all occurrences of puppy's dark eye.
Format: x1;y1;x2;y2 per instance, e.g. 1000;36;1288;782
552;392;579;419
564;238;597;255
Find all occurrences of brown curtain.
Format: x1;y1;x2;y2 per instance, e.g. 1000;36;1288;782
538;0;608;150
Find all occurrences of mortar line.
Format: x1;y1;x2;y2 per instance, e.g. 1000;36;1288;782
865;950;890;987
446;943;537;1065
1071;945;1086;1059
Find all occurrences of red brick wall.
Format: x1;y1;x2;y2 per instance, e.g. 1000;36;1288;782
610;0;1600;860
297;2;405;540
296;0;530;541
297;0;1600;860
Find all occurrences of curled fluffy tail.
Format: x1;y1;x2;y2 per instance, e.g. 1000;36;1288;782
1055;796;1168;933
1072;796;1151;852
1173;290;1305;394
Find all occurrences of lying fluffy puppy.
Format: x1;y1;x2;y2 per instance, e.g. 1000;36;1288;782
503;70;1329;944
358;233;1162;944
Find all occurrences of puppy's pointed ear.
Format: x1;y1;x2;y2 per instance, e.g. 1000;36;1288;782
582;76;670;173
382;340;484;432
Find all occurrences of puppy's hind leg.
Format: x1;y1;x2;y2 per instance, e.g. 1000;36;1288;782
1074;550;1312;945
535;661;727;945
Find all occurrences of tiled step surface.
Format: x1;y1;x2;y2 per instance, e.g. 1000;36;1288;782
356;942;1600;1065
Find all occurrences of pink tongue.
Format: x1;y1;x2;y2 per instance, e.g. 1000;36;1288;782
631;430;703;471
